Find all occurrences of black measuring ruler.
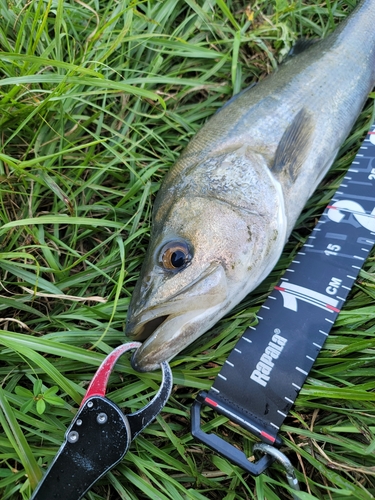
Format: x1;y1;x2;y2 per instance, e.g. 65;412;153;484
192;124;375;470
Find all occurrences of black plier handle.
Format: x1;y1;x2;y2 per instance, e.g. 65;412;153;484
30;342;173;500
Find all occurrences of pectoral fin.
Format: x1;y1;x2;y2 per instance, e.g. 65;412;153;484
271;108;314;183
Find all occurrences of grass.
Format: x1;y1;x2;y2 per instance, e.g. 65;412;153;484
0;0;374;498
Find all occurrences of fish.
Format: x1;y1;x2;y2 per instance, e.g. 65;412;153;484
126;0;375;372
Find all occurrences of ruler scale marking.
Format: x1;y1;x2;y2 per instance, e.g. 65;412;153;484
202;128;375;444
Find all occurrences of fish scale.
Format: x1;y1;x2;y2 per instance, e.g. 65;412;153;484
191;124;375;469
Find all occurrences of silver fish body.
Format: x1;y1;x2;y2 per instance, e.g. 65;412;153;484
126;0;375;371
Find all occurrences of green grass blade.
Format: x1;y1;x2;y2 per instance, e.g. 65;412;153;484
0;389;42;490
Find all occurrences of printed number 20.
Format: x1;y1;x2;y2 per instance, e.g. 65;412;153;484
327;200;375;232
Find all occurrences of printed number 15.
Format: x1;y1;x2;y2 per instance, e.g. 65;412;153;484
325;243;341;256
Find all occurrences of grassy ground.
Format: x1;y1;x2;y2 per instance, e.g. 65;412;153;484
0;0;375;499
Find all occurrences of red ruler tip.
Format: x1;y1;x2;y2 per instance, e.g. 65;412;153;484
260;431;276;443
205;397;218;407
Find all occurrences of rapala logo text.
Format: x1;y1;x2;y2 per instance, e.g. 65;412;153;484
250;332;287;387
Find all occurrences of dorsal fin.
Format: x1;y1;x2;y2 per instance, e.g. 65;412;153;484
271;108;314;183
284;38;319;60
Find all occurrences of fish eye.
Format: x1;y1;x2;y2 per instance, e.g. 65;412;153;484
159;240;192;272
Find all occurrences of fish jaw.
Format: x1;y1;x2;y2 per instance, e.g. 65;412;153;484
130;305;222;371
127;263;229;371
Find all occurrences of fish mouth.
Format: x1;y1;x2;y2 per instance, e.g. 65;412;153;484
125;264;229;371
130;314;170;341
129;307;219;372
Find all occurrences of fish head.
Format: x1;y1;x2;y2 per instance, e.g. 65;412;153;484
126;162;285;371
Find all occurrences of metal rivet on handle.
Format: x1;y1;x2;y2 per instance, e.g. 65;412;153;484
67;431;79;443
97;413;108;424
